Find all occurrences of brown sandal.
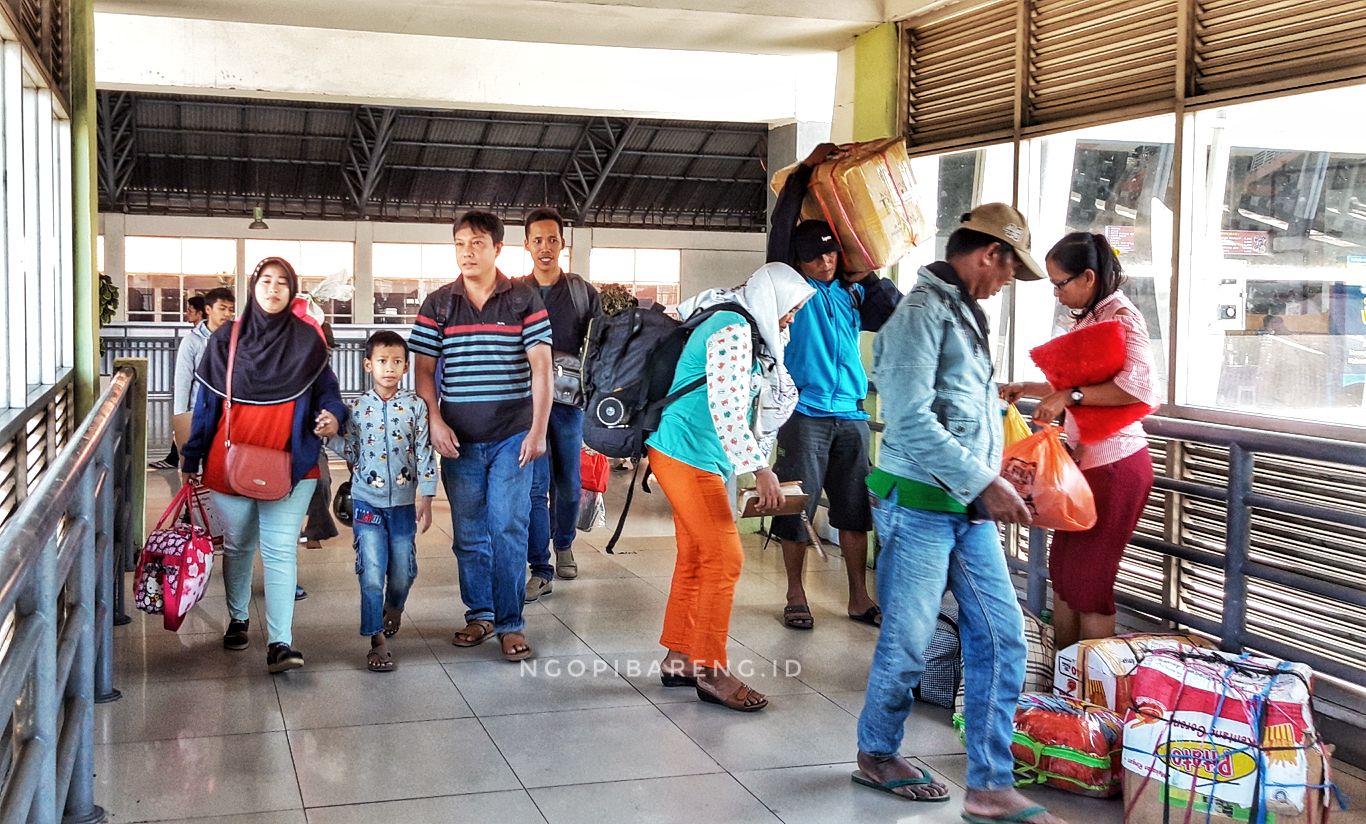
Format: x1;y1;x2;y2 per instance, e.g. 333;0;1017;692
450;620;494;647
499;632;533;662
366;646;396;673
695;680;768;712
383;608;403;638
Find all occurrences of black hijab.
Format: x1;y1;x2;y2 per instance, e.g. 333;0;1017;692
195;257;331;405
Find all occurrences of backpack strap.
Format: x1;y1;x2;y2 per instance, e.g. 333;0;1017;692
566;273;591;326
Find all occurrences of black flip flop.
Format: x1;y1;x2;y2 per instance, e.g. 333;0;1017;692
849;605;882;627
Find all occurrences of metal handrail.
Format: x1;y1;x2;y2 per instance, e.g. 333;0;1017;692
1013;413;1366;691
0;367;139;824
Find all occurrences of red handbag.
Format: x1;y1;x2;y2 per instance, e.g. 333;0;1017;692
222;320;292;501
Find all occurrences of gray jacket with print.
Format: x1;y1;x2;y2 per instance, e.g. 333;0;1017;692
329;388;438;509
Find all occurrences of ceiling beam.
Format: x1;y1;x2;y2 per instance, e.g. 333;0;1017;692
560;117;640;224
96;90;137;209
341;106;398;217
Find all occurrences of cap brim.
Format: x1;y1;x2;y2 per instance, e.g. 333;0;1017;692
1013;249;1044;281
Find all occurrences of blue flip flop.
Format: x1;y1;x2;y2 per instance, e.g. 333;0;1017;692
850;766;951;802
961;804;1050;824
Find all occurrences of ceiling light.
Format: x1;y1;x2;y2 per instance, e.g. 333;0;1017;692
248;206;269;231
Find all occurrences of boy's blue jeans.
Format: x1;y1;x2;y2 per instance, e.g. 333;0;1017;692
441;432;532;635
857;490;1025;791
528;403;584;580
353;501;418;637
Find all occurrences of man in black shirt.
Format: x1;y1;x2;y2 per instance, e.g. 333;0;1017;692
517;208;601;601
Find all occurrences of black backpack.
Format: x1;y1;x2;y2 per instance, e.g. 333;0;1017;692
580;301;760;551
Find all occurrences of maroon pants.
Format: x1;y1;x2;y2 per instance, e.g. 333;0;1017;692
1049;447;1154;615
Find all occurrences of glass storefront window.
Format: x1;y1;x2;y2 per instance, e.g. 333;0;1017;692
588;248;681;306
244;240;354;323
1017;115;1177;393
1182;85;1366;425
124;236;236;323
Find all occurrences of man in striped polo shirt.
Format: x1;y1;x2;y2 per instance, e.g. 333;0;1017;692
411;210;553;662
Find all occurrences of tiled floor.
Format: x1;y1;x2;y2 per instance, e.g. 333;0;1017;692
96;466;1365;823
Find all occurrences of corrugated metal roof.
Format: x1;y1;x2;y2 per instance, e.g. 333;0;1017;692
98;91;768;230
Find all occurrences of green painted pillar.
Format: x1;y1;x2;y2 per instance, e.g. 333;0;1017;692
852;23;900;142
71;0;99;418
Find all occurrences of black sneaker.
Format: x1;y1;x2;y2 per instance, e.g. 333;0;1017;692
267;643;304;673
223;619;250;651
295;586;308;601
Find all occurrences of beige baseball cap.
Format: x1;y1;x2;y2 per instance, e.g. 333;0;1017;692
958;203;1044;281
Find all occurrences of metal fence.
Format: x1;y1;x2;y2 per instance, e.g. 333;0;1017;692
0;366;140;824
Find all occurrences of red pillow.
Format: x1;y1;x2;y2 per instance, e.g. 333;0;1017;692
1029;320;1156;444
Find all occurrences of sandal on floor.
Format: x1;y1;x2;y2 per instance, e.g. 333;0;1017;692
660;656;697;687
783;604;814;630
383;608;403;638
695;681;768;712
960;805;1051;823
500;632;533;662
848;605;882;627
450;620;495;647
850;766;950;802
366;646;396;673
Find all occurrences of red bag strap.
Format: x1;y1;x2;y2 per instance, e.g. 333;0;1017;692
152;483;195;532
224;320;241;446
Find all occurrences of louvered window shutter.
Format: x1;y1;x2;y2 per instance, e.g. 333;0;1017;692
904;0;1018;149
1027;0;1179;125
1193;0;1366;96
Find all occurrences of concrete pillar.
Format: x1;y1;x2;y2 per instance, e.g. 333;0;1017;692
852;23;900;142
71;0;99;416
353;222;375;324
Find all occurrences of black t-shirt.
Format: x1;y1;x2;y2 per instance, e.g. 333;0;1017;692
514;272;600;354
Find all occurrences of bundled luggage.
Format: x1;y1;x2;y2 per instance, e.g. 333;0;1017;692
954;692;1126;797
1054;633;1216;713
133;483;216;631
770;137;928;272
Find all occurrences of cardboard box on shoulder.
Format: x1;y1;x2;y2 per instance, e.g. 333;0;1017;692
769;138;927;272
1121;648;1333;824
1054;633;1216;713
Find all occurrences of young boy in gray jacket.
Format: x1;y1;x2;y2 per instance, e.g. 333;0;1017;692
330;330;437;672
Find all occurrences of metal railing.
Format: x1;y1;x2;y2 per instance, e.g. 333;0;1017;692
0;367;140;824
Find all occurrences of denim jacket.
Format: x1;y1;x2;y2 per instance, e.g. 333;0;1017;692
328;389;438;509
872;265;1002;505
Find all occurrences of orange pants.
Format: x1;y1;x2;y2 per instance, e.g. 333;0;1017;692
648;448;743;669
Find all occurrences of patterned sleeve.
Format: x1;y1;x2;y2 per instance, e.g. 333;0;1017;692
1113;313;1160;406
326;397;361;469
409;290;444;358
704;323;768;475
521;289;553;351
414;398;438;498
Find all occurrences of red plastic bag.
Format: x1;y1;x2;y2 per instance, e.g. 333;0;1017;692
580;448;610;494
1001;426;1096;531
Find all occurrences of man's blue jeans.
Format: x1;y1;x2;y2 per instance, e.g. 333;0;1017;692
441;432;532;635
528;403;584;580
353;501;418;637
857;491;1025;791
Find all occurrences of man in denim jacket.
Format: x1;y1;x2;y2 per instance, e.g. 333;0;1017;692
852;205;1067;824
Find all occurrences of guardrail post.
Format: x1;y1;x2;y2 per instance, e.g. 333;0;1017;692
34;524;60;822
65;440;107;823
1220;444;1253;653
94;430;121;704
1025;526;1048;615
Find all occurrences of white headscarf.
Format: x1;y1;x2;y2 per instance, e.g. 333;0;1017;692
676;262;815;449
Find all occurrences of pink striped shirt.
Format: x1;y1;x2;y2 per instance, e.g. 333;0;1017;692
1064;292;1159;470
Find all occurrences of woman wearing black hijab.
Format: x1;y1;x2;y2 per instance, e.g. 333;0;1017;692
182;258;348;673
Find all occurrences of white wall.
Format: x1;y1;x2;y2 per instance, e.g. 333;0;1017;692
98;212;767;321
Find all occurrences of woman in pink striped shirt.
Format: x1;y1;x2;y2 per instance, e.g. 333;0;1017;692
1002;233;1160;650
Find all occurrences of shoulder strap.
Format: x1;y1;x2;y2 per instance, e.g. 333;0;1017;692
224;320;241;445
566;274;590;324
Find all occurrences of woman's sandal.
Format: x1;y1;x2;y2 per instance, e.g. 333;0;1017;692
500;632;533;662
383;608;403;638
366;646;396;673
783;604;814;630
450;620;495;647
695;680;768;712
660;655;697;687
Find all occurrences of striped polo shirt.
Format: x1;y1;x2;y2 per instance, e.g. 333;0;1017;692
409;273;552;444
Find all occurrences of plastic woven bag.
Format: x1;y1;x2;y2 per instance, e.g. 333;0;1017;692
1003;403;1032;448
1001;426;1096;531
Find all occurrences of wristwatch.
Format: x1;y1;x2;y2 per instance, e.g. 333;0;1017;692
1069;387;1084;406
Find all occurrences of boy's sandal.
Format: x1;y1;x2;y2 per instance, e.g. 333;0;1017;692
783;604;814;630
500;632;533;662
450;620;495;647
366;647;396;673
383;608;403;638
